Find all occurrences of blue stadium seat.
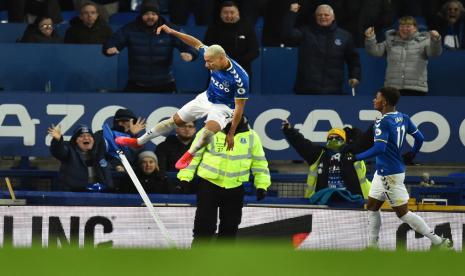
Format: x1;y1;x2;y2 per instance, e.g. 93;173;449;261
0;23;26;42
415;16;429;32
55;23;70;38
448;172;465;178
61;11;78;23
0;10;7;22
109;12;139;25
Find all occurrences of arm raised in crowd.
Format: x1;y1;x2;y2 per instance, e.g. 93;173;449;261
364;26;387;57
281;3;304;43
282;120;324;164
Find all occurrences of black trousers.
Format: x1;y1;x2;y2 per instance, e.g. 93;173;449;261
399;89;427;96
192;178;244;245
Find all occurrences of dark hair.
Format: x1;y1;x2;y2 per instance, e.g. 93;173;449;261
220;1;239;10
80;1;99;12
398;16;417;27
32;16;53;27
379;87;400;106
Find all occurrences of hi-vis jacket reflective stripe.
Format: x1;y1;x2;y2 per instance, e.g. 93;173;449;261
177;129;271;190
305;151;371;199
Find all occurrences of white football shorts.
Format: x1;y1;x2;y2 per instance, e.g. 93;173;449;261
177;91;233;129
369;171;409;207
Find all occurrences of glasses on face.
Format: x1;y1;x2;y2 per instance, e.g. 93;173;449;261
327;136;343;142
39;24;53;29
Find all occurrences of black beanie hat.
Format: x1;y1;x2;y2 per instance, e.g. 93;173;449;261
114;108;137;121
140;0;160;15
71;124;93;143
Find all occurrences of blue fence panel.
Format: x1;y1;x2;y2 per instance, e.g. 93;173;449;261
0;43;118;91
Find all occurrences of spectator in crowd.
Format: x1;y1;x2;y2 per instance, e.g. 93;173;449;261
425;0;465;26
48;124;114;192
168;0;215;26
155;121;196;173
365;16;442;96
177;116;270;245
155;121;197;193
94;108;146;172
20;16;63;43
282;4;361;94
431;0;465;49
204;1;259;77
282;121;371;200
7;0;63;23
103;0;197;93
64;1;113;44
120;151;174;193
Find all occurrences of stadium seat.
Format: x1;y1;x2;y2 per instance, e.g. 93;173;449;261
0;23;26;42
61;11;78;23
0;10;7;23
109;12;139;25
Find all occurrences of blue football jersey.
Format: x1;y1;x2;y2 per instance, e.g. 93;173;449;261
199;46;249;109
373;111;419;175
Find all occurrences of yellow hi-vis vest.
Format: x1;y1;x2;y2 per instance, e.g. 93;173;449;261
305;151;371;199
177;129;271;190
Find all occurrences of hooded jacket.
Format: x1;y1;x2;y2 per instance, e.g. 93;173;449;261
64;16;113;44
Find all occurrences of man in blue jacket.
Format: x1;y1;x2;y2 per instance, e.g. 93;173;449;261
103;0;197;93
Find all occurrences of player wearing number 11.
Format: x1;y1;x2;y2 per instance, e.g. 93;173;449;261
352;87;452;249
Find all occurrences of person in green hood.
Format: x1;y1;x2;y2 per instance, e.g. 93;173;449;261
282;120;371;199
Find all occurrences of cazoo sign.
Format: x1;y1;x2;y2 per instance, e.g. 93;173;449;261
1;93;464;162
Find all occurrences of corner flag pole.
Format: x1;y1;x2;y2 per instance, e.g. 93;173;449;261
5;177;16;200
117;149;176;248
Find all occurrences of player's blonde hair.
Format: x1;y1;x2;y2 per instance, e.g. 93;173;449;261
205;44;226;57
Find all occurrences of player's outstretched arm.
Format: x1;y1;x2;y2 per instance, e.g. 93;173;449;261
156;24;203;50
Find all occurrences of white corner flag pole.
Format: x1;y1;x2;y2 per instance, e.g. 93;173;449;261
117;149;176;248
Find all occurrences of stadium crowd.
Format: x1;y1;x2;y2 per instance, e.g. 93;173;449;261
0;0;464;196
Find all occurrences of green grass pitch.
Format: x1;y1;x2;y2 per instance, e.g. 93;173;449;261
0;242;462;276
